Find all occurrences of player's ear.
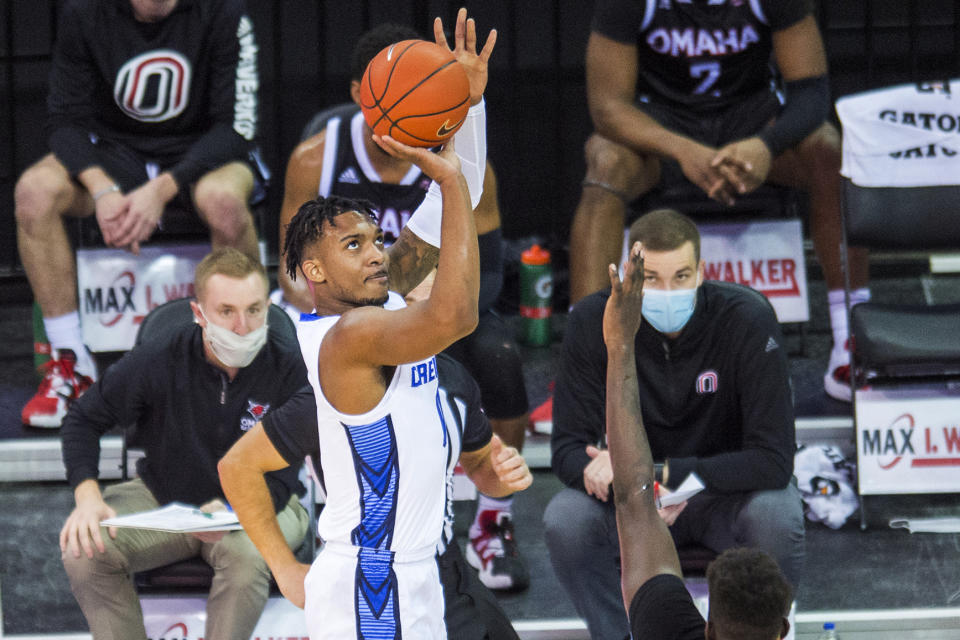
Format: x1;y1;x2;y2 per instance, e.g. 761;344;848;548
350;80;362;105
301;259;326;284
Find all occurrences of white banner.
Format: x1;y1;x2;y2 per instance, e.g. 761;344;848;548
142;595;308;639
836;79;960;187
77;244;210;352
699;220;809;323
856;385;960;495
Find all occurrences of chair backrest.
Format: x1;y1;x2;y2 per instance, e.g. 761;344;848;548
843;180;960;250
301;102;361;142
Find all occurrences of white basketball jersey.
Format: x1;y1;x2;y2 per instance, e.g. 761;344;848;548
297;292;450;554
297;292;451;638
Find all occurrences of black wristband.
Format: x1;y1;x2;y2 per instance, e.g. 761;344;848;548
758;75;831;157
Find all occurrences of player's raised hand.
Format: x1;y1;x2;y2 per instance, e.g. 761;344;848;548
490;435;533;492
435;7;497;105
374;134;461;185
603;241;644;348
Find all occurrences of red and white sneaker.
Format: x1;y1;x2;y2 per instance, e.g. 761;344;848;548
824;342;852;403
21;350;94;428
466;510;530;591
528;389;553;436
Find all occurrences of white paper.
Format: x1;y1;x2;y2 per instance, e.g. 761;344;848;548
101;503;242;533
659;473;704;508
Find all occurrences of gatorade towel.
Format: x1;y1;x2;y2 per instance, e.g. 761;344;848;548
836;79;960;187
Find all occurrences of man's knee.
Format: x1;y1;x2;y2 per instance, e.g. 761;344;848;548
195;183;252;233
14;159;78;229
583;134;657;200
737;486;805;545
543;489;608;554
209;533;271;589
796;123;841;183
62;543;128;586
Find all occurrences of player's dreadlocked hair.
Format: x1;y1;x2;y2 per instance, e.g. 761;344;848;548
283;195;379;281
706;548;793;640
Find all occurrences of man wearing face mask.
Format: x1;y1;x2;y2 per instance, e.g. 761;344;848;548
544;209;804;640
59;247;309;640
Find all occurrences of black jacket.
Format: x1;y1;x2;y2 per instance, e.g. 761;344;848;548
62;318;305;512
551;281;795;494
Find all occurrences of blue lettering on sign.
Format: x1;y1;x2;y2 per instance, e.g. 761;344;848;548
410;357;438;387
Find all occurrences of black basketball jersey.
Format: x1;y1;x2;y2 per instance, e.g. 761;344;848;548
317;106;433;245
592;0;812;111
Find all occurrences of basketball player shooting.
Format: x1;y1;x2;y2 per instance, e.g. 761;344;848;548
219;9;497;639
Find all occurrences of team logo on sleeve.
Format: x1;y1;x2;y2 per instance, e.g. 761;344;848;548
114;50;192;122
241;399;270;431
696;370;718;394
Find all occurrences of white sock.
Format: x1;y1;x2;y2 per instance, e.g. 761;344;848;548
43;312;97;379
827;288;870;351
470;493;513;538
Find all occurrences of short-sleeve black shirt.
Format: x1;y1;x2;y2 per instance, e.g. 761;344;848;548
592;0;813;110
629;574;705;640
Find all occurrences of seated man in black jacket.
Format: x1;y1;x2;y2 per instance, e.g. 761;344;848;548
604;240;792;640
59;248;309;640
544;209;803;639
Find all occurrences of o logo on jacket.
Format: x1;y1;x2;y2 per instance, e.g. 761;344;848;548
696;370;718;394
114;49;192;122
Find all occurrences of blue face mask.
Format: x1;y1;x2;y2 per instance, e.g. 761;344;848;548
641;286;698;334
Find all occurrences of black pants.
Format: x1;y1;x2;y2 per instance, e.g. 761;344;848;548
440;540;520;640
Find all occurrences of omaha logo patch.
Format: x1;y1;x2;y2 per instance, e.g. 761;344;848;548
241;399;270;431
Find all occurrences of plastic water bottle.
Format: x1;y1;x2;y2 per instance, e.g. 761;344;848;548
519;244;553;346
817;622;839;639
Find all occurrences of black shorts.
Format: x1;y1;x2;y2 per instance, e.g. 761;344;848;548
89;137;269;210
439;541;520;640
636;89;781;149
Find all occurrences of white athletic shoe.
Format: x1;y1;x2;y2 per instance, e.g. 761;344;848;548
824;343;852;403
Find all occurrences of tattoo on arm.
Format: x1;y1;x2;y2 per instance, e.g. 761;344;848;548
387;233;440;296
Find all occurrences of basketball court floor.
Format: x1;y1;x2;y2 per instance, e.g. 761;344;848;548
1;265;959;638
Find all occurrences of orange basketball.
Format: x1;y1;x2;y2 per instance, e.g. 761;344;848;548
359;39;470;148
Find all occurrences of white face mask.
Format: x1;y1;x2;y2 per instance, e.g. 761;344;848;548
198;306;268;368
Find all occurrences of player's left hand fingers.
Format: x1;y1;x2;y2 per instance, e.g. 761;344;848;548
478;27;497;64
433;17;449;50
453;8;467;54
509;469;533;491
714;162;748;194
464;17;477;54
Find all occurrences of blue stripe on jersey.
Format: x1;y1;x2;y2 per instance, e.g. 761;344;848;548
434;391;448;448
355;548;401;639
344;415;401;638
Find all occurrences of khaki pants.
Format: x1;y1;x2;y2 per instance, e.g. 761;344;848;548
62;478;309;640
